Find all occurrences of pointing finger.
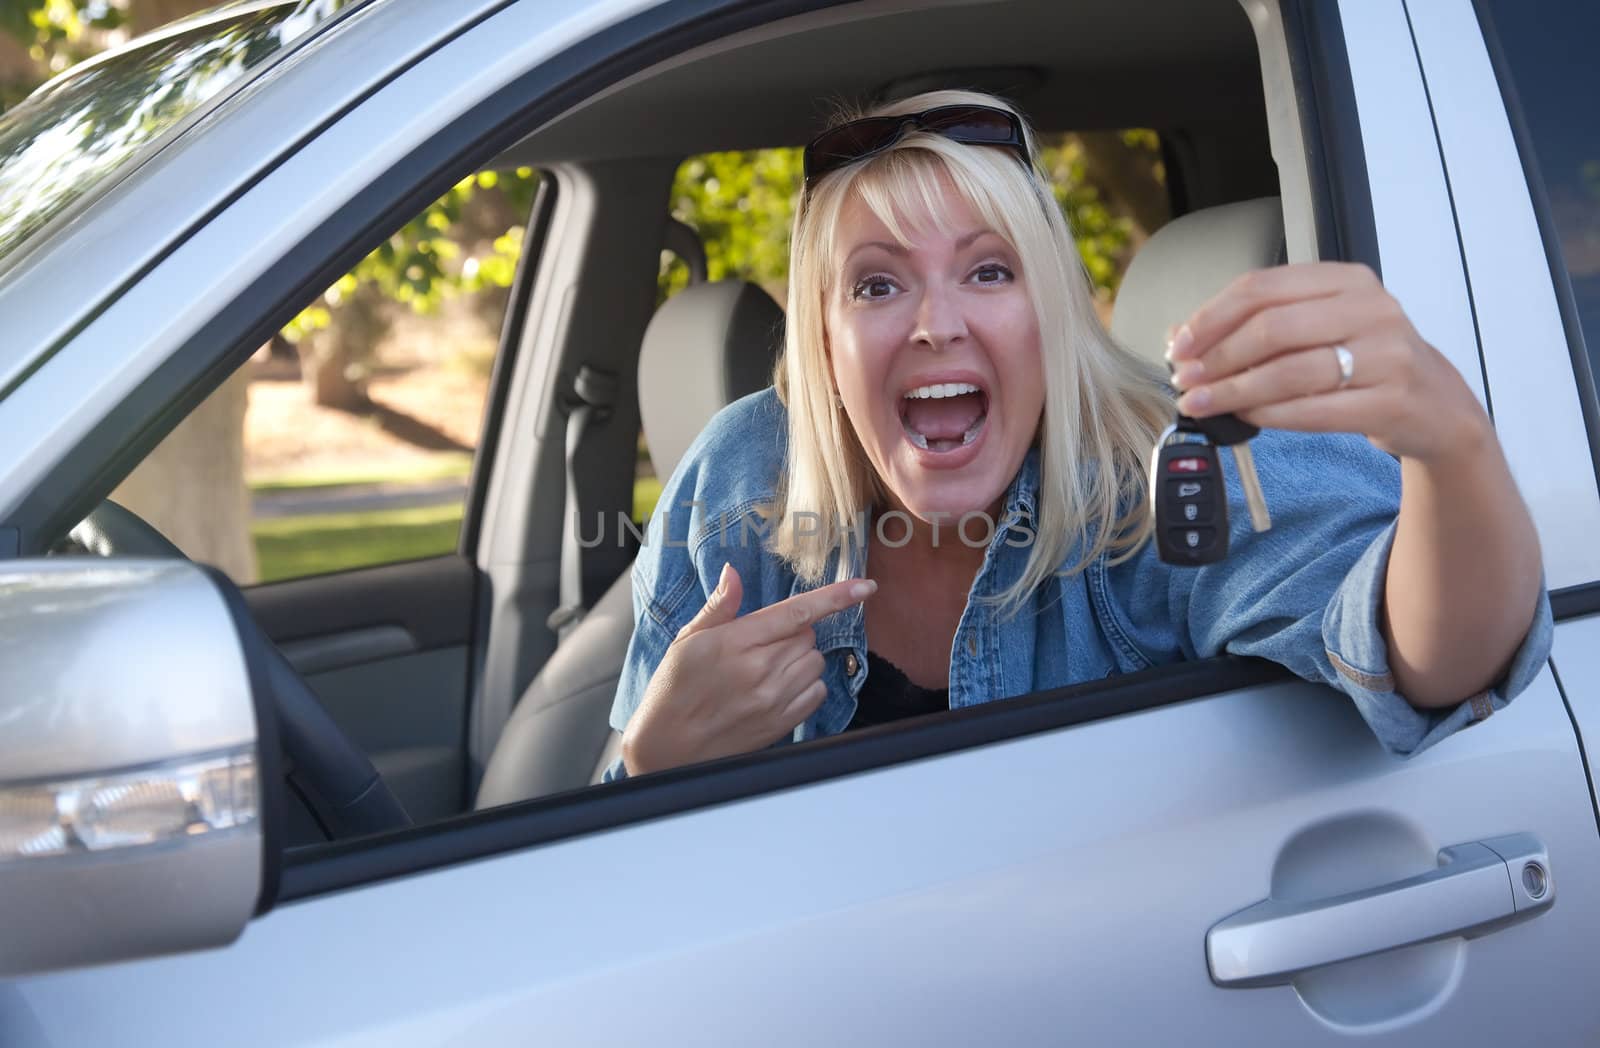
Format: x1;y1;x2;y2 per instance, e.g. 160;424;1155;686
741;577;877;646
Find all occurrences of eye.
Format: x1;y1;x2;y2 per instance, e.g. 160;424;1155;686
970;262;1014;286
850;274;901;301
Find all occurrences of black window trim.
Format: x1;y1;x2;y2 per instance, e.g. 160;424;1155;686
1281;0;1382;278
245;0;1382;902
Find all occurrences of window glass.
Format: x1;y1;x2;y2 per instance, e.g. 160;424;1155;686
639;132;1169;521
102;168;540;585
1478;0;1600;377
0;1;363;274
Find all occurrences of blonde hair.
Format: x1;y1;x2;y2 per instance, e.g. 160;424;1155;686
770;89;1173;618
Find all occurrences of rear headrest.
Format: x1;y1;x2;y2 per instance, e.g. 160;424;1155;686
1111;196;1285;368
638;280;785;479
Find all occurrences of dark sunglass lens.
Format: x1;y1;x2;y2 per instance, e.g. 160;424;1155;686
927;107;1018;143
809;117;900;168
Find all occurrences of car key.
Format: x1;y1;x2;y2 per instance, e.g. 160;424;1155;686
1150;421;1229;565
1165;354;1272;534
1179;409;1272;534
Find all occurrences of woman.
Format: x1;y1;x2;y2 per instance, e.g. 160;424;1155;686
606;89;1551;779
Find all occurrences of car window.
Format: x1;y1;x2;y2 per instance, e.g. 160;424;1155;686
0;0;363;276
1477;0;1600;389
102;167;540;585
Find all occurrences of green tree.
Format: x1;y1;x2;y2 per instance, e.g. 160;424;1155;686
283;168;540;407
657;132;1165;309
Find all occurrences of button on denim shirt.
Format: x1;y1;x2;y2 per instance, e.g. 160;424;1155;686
606;387;1553;779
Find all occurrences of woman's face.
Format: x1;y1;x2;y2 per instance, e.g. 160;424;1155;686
825;179;1045;526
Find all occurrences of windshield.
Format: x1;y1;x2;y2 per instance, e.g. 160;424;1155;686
0;1;359;272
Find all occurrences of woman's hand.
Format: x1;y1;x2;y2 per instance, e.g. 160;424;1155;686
1165;261;1544;710
622;564;875;775
1166;261;1487;461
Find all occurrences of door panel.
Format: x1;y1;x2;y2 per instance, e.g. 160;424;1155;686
245;554;478;819
11;674;1598;1044
1549;616;1600;822
303;648;471;825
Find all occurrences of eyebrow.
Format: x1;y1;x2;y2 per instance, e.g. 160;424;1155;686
844;229;999;265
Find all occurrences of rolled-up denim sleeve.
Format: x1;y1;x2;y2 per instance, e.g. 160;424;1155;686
1106;429;1551;757
1322;517;1552;755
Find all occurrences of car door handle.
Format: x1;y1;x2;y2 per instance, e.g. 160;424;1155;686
1207;833;1554;987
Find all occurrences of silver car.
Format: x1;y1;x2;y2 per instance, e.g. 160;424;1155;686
2;0;1598;1043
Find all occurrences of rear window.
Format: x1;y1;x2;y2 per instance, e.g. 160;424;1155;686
0;1;355;273
1477;0;1600;375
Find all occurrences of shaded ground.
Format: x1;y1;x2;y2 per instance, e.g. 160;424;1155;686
245;363;489;483
241;310;663;582
243;313;491;582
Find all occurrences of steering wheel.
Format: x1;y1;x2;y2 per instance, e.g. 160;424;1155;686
64;500;412;841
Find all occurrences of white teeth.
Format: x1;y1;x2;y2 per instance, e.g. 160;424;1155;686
902;413;987;452
904;382;981;400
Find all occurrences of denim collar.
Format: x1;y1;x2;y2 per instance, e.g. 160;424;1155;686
800;446;1042;653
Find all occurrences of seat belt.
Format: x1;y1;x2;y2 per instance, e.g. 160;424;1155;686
547;364;618;641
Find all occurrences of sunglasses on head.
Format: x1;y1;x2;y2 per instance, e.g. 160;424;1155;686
802;104;1032;193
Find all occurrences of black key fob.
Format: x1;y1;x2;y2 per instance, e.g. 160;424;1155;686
1166;357;1260;446
1151;426;1229;565
1178;410;1259;446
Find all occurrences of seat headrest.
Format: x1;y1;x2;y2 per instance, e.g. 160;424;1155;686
638;280;784;479
1110;196;1285;368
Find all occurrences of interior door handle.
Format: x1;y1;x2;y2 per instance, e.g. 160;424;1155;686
1207;833;1554;987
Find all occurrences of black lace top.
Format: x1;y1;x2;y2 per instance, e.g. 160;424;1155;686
846;651;950;731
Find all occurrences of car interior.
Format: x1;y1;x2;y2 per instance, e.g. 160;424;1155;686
67;0;1315;842
461;0;1291;810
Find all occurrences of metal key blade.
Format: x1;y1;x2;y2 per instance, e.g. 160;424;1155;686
1230;442;1272;532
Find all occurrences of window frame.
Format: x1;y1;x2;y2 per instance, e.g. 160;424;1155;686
261;0;1378;903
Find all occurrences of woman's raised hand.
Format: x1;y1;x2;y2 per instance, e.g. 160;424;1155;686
621;564;876;775
1167;262;1489;462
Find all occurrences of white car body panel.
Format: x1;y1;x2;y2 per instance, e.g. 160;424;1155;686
1552;617;1600;820
1336;0;1484;408
1405;0;1600;591
10;675;1599;1046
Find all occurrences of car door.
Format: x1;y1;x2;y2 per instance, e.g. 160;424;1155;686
4;0;1597;1044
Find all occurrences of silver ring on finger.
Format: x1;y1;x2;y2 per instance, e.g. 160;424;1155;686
1333;344;1355;391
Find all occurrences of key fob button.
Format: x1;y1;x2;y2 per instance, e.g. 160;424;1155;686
1174;526;1216;551
1165;454;1211;475
1164;479;1215;523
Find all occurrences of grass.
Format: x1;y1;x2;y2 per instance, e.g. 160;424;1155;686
249;453;473;495
252;502;464;583
252;475;668;583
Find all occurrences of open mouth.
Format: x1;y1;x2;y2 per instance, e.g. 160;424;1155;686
899;381;989;454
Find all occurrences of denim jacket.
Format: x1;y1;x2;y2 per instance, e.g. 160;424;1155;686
606;387;1553;778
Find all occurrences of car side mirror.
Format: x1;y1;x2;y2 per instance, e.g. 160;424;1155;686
0;559;280;977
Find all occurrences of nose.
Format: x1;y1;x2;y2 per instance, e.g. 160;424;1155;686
910;280;968;352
